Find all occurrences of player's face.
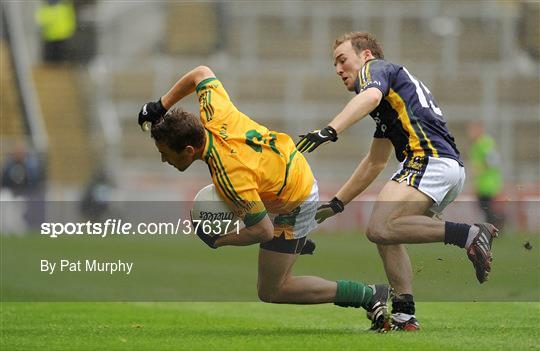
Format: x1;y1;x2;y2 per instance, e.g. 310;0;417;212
155;141;195;172
333;40;364;92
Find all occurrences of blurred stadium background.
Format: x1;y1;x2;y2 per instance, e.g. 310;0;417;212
1;0;539;231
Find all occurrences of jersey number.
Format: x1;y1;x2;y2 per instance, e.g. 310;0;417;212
403;67;443;116
245;129;281;155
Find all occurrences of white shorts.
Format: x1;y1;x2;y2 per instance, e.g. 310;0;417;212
392;156;465;214
270;180;319;240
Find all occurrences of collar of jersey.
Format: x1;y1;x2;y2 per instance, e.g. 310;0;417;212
363;58;379;66
355;58;380;94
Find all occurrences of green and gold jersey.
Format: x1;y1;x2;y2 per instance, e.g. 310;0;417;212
197;78;314;227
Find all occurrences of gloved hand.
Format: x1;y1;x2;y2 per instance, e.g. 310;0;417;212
296;126;338;153
315;197;345;224
138;99;168;130
299;238;316;255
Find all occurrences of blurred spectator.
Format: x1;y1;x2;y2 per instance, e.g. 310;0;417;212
80;168;113;221
468;122;505;229
1;142;45;197
1;142;46;234
35;0;77;63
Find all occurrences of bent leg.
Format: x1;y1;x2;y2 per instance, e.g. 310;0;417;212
257;248;337;304
257;248;375;307
367;180;444;245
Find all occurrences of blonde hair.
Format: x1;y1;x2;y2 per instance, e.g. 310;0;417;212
333;32;384;59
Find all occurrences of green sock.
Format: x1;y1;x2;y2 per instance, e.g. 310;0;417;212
334;280;373;309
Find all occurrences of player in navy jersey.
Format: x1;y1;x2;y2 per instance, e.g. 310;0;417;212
297;32;499;331
353;59;462;164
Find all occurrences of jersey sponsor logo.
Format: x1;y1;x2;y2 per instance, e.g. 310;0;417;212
233;200;258;219
198;83;219;92
360;80;381;92
219;123;228;140
405;156;427;171
365;80;382;87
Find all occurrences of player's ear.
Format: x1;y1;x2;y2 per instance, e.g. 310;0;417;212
184;145;196;156
361;49;372;59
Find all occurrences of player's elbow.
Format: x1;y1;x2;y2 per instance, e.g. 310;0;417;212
368;161;387;174
362;159;387;179
259;225;274;243
193;66;215;81
194;65;213;74
247;216;274;243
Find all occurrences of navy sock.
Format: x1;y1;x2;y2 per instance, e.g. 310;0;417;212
444;221;471;248
392;294;415;315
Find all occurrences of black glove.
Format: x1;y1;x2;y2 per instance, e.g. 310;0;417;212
138;99;168;130
195;227;219;249
315;197;345;224
299;238;316;255
296;126;338;153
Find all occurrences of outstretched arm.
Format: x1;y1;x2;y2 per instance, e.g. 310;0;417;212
296;87;382;153
138;66;216;129
161;66;215;109
336;137;392;204
315;138;392;223
328;87;382;134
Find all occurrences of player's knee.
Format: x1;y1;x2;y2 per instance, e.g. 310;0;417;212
257;287;276;303
258;284;288;303
257;292;273;303
366;222;391;244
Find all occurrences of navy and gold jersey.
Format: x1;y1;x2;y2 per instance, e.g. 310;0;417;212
354;59;462;164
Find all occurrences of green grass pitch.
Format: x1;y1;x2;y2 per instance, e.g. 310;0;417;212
2;302;539;350
1;231;539;350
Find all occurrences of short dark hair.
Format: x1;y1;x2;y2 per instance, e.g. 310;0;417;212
150;108;205;152
333;31;384;59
